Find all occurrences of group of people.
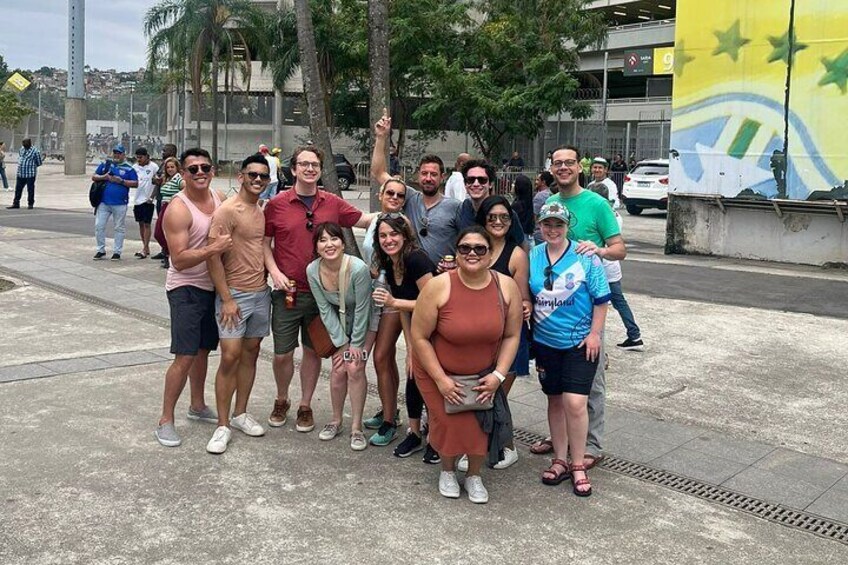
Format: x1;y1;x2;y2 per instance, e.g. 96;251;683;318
147;111;645;505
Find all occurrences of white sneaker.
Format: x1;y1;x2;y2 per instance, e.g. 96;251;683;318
493;446;519;470
456;454;469;472
464;475;489;504
439;471;460;499
206;426;232;454
230;413;265;437
318;423;342;441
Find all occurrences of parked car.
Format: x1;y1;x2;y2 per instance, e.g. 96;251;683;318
621;159;670;215
280;153;357;191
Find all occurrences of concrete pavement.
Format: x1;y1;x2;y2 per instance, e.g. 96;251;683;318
1;163;847;562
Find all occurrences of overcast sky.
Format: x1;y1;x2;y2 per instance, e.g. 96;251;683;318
1;0;157;71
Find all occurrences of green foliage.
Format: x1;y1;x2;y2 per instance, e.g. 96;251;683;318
414;0;607;159
0;91;33;128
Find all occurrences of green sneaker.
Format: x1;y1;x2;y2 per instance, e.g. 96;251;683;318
363;409;385;430
369;422;398;446
364;409;401;430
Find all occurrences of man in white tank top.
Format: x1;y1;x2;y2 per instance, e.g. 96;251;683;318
154;148;232;448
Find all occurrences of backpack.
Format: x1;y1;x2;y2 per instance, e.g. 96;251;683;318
89;160;111;211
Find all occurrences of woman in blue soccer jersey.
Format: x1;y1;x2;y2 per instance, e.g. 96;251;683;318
529;202;610;497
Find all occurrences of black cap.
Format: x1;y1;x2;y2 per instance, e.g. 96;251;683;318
135;147;149;156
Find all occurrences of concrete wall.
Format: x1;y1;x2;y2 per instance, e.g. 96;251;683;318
665;194;848;267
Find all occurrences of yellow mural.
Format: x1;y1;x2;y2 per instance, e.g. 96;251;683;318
669;0;848;200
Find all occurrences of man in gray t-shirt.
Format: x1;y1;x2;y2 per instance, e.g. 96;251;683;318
371;111;461;264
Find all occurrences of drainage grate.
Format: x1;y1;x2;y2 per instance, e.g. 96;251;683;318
513;427;848;546
6;265;848;546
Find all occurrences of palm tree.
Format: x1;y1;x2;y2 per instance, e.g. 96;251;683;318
144;0;267;162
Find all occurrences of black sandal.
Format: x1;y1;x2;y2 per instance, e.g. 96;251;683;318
541;458;570;485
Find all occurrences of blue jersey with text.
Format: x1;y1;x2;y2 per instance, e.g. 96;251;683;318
95;160;138;205
529;241;611;349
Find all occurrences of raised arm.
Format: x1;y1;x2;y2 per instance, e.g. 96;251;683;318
370;108;393;186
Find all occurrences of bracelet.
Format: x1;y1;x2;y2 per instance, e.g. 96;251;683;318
492;370;506;384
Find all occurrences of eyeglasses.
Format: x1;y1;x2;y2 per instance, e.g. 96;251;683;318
464;176;489;185
418;216;429;238
305;210;314;231
296;161;321;170
456;244;489;256
186;163;213;175
486;213;511;225
552;159;578;169
245;171;271;181
544;266;554;291
384;189;406;200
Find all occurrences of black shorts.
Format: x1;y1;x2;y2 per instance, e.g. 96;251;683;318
534;341;598;396
167;286;219;355
133;202;155;224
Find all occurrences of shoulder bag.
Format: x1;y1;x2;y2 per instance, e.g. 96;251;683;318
444;272;506;414
307;256;351;358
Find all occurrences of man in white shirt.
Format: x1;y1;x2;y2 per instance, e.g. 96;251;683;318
443;153;470;201
259;145;281;200
132;147;159;258
586;157;620;209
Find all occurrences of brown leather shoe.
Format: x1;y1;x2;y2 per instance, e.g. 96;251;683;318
268;398;291;428
295;406;315;432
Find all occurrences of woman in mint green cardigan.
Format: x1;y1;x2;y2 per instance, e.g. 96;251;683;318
307;222;373;451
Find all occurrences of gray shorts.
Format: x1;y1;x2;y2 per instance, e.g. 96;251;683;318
215;287;272;339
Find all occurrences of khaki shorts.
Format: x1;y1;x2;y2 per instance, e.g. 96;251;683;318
271;288;319;354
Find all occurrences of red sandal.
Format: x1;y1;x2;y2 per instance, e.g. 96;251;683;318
541;458;570;485
530;437;554;455
570;464;592;497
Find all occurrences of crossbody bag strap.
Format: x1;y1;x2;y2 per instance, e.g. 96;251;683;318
490;271;506;370
338;255;350;336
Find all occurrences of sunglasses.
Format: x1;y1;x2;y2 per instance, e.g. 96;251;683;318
456;244;489;256
245;171;271;181
487;213;511;224
186;163;213;175
464;176;489;185
419;216;429;238
305;210;314;231
378;212;404;220
384;189;406;200
544;266;554;291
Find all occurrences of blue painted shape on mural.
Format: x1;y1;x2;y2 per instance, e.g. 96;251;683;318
670;116;728;182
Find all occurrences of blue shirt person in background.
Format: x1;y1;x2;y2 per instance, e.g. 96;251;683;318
7;138;43;209
91;144;139;260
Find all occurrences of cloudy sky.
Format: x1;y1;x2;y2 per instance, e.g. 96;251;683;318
1;0;157;71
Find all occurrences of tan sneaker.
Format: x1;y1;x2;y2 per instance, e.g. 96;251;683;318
295;406;315;432
268;398;291;428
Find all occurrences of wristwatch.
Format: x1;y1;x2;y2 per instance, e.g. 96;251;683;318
492;370;506;384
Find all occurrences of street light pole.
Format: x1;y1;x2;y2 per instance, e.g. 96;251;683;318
128;84;134;154
37;83;43;151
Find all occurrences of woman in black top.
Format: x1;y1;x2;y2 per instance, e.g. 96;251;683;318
511;174;535;245
472;195;531;470
371;213;437;459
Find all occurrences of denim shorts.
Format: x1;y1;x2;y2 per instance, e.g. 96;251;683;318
215;287;271;339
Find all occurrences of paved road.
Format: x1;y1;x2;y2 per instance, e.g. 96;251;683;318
2;206;847;319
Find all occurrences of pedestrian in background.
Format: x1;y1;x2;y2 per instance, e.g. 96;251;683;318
0;141;9;190
90;144;138;260
7;138;43;210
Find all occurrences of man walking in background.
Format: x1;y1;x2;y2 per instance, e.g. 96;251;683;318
91;144;138;260
7;138;43;210
132;147;159;258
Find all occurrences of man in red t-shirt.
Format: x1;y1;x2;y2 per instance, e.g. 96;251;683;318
263;145;373;433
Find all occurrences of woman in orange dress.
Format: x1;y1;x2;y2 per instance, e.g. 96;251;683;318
411;226;523;504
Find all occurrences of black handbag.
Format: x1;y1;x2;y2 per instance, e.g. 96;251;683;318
89;160;111;211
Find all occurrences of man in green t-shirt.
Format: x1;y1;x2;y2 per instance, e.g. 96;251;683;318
539;145;627;469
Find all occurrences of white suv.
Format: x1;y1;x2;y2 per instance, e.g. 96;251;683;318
621;159;670;215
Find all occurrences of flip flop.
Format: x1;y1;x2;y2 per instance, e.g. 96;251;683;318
134;252;149;259
529;438;553;455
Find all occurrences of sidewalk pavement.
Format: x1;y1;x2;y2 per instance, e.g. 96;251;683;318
1;164;847;562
